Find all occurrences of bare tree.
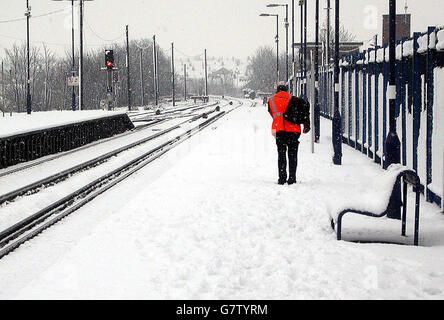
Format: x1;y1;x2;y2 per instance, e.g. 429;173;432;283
320;21;356;63
42;44;56;110
245;46;277;92
1;39;179;112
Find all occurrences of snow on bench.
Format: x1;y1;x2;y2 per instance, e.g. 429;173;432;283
325;164;421;245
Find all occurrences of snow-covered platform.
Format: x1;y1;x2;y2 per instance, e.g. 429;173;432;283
0;110;127;139
0;110;134;169
1;100;443;299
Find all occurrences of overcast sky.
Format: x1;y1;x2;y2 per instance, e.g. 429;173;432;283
1;0;443;61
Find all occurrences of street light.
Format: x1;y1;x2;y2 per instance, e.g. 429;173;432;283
267;3;289;82
299;0;304;96
292;0;295;65
300;0;307;97
25;0;31;114
325;0;331;65
315;0;320;142
52;0;78;111
386;0;401;219
320;27;327;64
260;13;280;84
332;0;342;165
52;0;94;111
386;0;400;168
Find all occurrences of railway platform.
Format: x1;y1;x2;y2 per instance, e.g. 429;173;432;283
0;100;443;299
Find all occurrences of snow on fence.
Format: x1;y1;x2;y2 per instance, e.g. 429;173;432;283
290;26;444;208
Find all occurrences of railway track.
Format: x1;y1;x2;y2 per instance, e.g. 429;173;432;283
0;99;244;259
128;100;220;121
0;100;222;179
0;110;218;206
0;117;167;179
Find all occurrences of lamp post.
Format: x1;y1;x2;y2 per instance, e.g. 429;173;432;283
292;0;296;94
126;25;131;111
79;0;84;110
53;0;92;110
267;4;289;82
386;0;401;168
303;0;307;97
52;0;81;110
153;35;158;106
184;64;187;101
25;0;31;114
320;27;326;65
204;49;208;96
70;0;75;110
139;48;144;107
315;0;320;142
77;0;94;110
299;0;304;95
332;0;342;165
325;0;331;65
171;42;175;106
260;13;280;84
53;0;94;110
292;0;295;64
385;0;401;219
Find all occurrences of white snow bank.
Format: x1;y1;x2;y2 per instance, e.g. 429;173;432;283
340;59;349;67
376;48;385;63
0;110;126;139
403;40;414;57
369;50;376;63
418;34;428;54
437;29;444;51
429;31;437;50
362;28;440;63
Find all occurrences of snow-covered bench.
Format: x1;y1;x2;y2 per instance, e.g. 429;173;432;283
328;165;421;246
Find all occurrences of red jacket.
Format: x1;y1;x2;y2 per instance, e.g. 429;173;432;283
268;91;302;135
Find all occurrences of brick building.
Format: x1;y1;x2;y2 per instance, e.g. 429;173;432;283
382;14;411;45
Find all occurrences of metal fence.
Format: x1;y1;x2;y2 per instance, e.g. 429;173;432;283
291;26;444;208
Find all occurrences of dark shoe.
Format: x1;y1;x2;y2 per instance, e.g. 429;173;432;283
278;179;286;185
287;178;296;185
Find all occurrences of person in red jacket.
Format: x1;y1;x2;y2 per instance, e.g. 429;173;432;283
268;83;310;185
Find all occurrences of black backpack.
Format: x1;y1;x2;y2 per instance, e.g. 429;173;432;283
284;97;310;125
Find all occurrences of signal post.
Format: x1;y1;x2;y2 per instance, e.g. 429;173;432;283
103;49;118;110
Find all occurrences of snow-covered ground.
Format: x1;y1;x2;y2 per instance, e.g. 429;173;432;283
0;100;231;235
0;110;126;138
0;100;443;299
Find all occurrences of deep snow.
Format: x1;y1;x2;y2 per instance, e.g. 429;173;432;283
0;100;443;299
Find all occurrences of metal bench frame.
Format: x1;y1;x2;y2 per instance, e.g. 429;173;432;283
330;170;421;246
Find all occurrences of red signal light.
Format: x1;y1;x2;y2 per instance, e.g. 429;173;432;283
105;50;114;69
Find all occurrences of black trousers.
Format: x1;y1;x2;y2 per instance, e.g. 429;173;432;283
275;131;301;182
